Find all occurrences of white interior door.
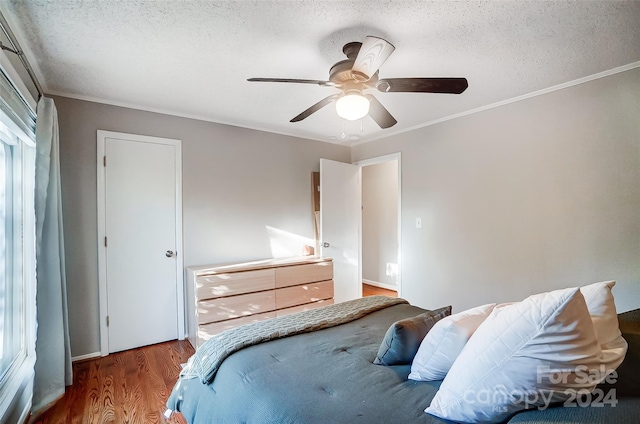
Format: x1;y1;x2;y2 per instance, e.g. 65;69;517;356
98;131;183;354
320;159;361;303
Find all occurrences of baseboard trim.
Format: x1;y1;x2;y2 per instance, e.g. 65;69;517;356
363;279;398;292
72;352;101;363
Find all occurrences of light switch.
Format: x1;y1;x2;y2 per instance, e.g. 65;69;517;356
416;217;422;228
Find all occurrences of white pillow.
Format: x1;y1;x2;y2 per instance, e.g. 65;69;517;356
425;287;606;424
408;303;496;381
580;280;628;373
580;280;621;347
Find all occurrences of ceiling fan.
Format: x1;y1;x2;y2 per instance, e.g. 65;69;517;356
248;36;468;129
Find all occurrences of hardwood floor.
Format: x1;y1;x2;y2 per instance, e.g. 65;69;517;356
30;340;195;424
363;283;398;298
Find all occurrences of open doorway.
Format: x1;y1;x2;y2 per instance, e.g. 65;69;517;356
355;154;401;298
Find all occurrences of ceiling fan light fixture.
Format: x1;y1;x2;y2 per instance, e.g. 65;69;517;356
336;92;370;121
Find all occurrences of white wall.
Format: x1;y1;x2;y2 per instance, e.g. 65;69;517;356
352;67;640;313
362;160;398;287
53;95;350;357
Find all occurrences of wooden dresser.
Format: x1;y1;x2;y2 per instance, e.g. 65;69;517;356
185;256;333;348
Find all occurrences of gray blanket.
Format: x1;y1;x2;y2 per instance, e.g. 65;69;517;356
168;302;448;424
181;295;408;384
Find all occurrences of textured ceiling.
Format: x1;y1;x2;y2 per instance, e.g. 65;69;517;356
3;1;640;145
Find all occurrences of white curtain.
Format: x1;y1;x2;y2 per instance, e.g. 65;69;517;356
32;97;72;412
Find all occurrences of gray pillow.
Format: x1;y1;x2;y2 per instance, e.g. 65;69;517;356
374;305;452;366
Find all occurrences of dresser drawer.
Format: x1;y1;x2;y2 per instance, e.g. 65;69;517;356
187;257;334;350
197;311;277;347
275;280;333;310
198;291;276;324
275;262;333;288
276;298;334;317
197;268;275;300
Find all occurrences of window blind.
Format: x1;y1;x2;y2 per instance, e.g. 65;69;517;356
0;67;35;140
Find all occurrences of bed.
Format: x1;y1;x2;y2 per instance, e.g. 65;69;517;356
166;296;640;424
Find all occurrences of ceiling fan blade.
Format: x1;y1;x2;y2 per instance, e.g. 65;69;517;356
364;94;397;129
351;36;395;82
290;94;340;122
376;77;468;94
248;78;335;87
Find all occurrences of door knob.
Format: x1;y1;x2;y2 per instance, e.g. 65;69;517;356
322;242;330;248
166;250;175;257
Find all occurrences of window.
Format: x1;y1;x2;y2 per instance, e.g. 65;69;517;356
0;112;35;421
0;122;23;379
0;40;38;421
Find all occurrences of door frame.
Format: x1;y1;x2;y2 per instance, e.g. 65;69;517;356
96;130;184;356
353;153;402;297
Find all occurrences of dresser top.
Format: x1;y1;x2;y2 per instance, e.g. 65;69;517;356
187;256;332;276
